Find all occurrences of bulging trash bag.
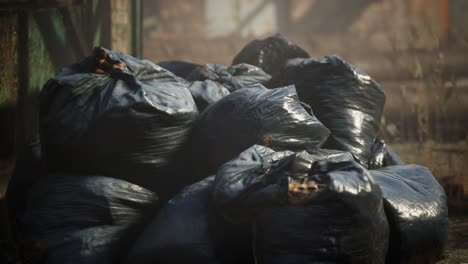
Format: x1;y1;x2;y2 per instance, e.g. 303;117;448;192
282;56;386;167
158;60;202;79
39;47;198;191
21;174;158;264
371;165;448;264
186;80;230;112
214;145;389;264
232;33;310;87
186;63;271;92
127;176;253;264
184;84;330;183
369;136;405;169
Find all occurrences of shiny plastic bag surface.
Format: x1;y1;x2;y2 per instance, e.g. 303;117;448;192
282;56;386;167
214;145;389;264
371;165;448;264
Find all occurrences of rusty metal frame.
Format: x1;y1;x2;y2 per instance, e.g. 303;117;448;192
0;0;82;10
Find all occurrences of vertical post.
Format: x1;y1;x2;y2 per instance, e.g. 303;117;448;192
132;0;142;58
110;0;131;53
100;0;112;49
437;0;450;44
275;0;291;34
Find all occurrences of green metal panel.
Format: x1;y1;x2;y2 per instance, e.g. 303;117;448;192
0;13;18;109
28;13;56;93
0;11;18;252
0;12;18;188
22;12;56;142
0;1;112;250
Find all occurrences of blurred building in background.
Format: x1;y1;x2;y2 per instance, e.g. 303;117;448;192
205;0;278;37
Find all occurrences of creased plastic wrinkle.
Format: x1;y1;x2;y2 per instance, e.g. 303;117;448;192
186;80;230;112
39;47;199;191
281;55;385;168
213;145;389;264
175;63;271;111
186;63;271;92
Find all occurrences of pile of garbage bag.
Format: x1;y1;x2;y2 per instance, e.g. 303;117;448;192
10;34;447;264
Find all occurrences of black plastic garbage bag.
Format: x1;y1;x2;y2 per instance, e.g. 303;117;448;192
158;60;202;79
232;33;310;87
21;174;158;264
184;84;330;183
39;47;198;191
186;63;271;92
369;136;405;169
282;56;386;167
371;165;448;264
186;80;230;112
385;145;405;166
214;145;389;264
127;176;253;264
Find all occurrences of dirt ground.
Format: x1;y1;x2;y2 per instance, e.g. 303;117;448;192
437;216;468;264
